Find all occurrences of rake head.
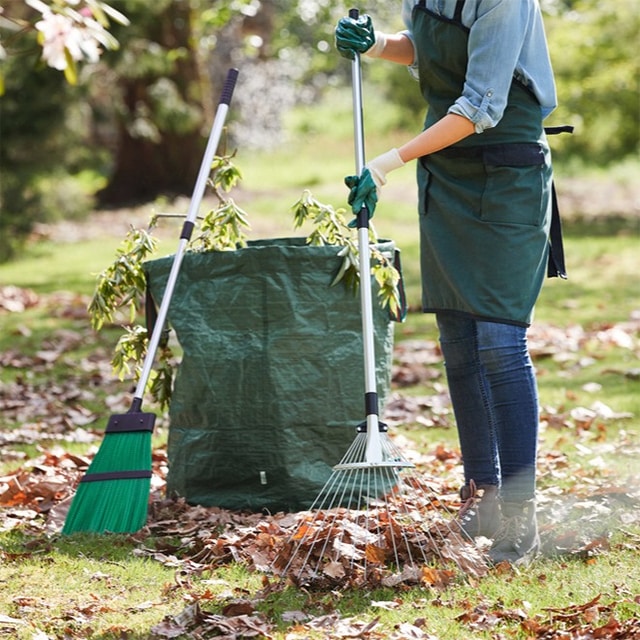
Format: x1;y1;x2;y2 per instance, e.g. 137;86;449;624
271;425;488;588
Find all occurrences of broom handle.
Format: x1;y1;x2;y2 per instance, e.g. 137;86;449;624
350;9;382;463
131;68;239;410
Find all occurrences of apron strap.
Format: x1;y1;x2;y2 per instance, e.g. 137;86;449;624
544;125;573;279
544;125;575;136
390;249;409;322
415;0;465;20
547;181;567;279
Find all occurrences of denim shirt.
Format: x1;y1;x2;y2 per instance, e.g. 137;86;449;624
401;0;557;132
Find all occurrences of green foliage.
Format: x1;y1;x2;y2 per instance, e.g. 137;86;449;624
88;224;171;406
291;189;403;320
111;324;150;378
147;77;202;135
88;226;158;331
148;351;175;409
113;324;175;410
192;154;250;251
197;0;254;30
0;1;130;260
372;248;403;321
543;0;639;163
197;198;251;251
0;28;85;262
292;189;352;245
291;189;359;293
102;0;204;136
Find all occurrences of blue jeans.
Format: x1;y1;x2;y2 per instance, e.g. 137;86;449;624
436;314;539;502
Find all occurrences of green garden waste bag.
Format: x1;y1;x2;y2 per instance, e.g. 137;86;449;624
145;237;400;512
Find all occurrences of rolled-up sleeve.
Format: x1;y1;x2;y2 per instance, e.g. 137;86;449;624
401;0;419;75
448;0;531;133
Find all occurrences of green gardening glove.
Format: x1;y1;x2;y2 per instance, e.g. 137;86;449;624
335;14;376;60
345;168;378;228
343;150;406;227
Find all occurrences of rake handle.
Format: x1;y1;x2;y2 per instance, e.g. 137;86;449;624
349;8;382;463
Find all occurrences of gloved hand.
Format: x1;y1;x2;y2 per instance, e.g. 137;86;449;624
344;149;405;227
345;169;378;227
335;14;379;60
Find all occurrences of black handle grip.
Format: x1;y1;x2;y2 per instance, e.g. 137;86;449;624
219;68;239;106
356;204;370;230
349;8;359;19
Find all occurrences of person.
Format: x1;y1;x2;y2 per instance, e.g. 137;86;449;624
335;0;567;566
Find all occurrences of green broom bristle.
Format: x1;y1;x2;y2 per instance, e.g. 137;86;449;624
63;430;153;535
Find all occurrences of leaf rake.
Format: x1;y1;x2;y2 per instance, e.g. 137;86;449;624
270;11;486;587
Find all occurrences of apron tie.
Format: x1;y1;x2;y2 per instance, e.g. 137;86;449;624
544;125;574;279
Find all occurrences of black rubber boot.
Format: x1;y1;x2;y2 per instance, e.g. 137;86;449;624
488;499;540;566
458;480;501;539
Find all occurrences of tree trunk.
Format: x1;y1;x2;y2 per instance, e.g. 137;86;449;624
98;1;204;205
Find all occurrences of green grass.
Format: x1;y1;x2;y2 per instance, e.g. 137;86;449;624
1;532;185;638
0;240;116;296
2;531;638;638
0;114;639;638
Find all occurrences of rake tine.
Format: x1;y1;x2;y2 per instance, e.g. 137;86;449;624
273;443;488;586
279;441;364;579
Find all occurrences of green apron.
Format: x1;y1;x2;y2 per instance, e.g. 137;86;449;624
413;0;555;326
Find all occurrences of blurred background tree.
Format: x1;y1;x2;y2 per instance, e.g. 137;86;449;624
0;0;637;263
92;0;209;204
0;0;129;261
542;0;639;163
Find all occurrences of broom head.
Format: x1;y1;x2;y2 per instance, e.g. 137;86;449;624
62;410;155;535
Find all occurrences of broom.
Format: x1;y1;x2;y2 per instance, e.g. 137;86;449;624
62;68;239;535
271;13;485;586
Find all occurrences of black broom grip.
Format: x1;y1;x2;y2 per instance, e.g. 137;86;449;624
219;68;239;106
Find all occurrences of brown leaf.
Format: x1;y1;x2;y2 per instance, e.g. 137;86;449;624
364;543;386;565
323;560;346;579
420;566;456;589
0;286;39;312
222;600;255;617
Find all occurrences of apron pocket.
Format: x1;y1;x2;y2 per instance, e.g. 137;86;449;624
480;144;547;227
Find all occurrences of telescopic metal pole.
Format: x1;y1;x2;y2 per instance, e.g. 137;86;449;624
349;8;382;463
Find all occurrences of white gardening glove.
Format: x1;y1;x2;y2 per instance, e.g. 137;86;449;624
366;148;405;189
345;149;405;225
365;31;387;58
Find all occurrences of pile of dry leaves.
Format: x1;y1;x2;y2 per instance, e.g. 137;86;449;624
2;430;639;582
2;310;640;585
1;444;488;588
